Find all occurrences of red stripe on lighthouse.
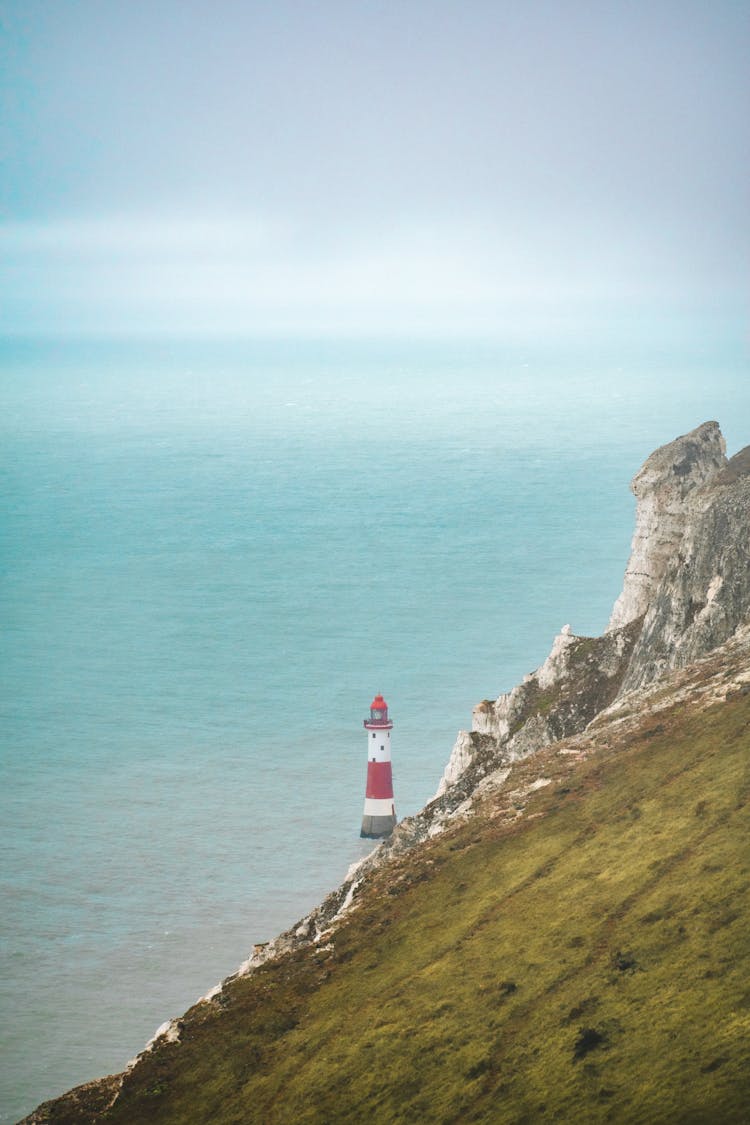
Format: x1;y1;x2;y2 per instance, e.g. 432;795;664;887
366;761;393;800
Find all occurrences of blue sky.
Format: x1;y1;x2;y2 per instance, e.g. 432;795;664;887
1;0;748;337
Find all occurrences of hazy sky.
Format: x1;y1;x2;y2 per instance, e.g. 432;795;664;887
1;0;748;337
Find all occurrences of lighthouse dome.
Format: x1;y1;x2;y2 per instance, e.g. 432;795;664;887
365;693;391;726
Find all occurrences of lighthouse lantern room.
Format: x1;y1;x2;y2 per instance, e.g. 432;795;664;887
361;693;397;839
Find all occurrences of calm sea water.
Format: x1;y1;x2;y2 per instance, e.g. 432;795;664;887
1;335;748;1120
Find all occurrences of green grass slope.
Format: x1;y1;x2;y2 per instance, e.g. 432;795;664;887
34;684;750;1124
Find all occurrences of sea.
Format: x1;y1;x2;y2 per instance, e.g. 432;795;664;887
1;332;748;1121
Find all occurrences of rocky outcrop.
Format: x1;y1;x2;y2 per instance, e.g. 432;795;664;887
607;421;727;631
430;620;642;813
436;421;749;802
621;445;750;691
453;620;642;760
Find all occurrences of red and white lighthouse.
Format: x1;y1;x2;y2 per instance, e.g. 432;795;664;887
361;693;397;839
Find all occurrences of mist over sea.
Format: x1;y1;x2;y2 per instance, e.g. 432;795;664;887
1;335;748;1121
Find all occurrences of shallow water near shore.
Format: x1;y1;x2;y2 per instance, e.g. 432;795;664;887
1;334;748;1121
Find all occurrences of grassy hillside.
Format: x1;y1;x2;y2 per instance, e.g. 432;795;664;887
33;679;750;1124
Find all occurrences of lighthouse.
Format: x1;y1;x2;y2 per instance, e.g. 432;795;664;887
361;693;397;839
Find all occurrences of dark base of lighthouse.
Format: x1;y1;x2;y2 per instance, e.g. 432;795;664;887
360;814;397;839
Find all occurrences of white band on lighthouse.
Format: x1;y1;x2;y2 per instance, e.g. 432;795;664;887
362;797;396;816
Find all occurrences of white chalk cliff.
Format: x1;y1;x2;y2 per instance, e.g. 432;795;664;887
434;420;750;810
608;421;727;631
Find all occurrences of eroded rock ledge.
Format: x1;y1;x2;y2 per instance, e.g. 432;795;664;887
608;420;727;631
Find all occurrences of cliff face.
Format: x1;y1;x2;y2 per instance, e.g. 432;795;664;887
621;443;750;691
434;421;750;803
607;420;727;631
